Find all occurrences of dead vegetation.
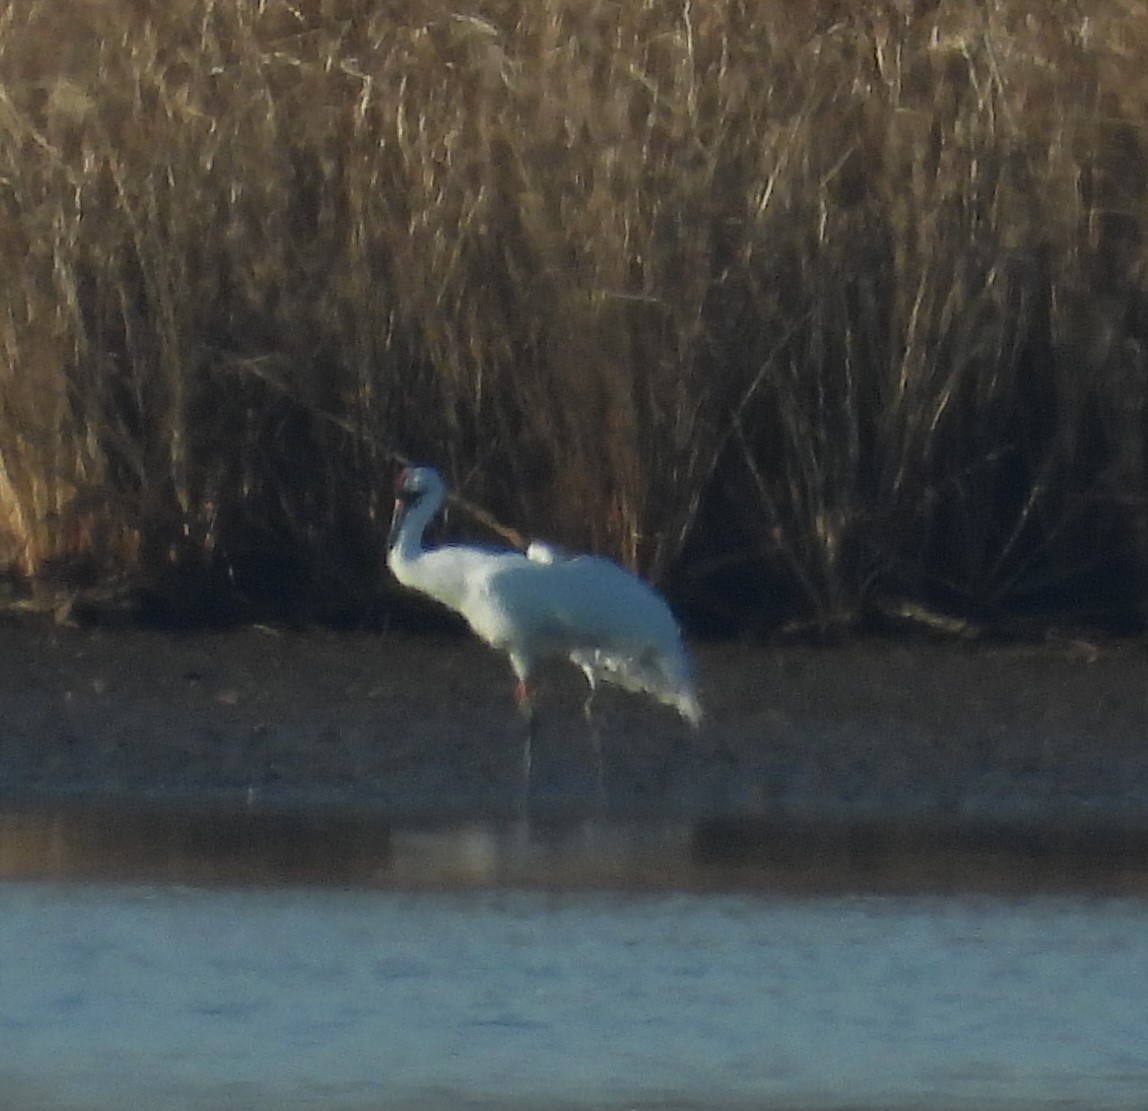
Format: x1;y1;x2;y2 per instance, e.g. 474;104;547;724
1;0;1147;632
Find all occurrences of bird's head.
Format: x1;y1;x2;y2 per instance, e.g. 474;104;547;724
393;465;444;505
389;465;446;546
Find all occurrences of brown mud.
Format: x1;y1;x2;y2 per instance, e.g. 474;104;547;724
1;620;1146;890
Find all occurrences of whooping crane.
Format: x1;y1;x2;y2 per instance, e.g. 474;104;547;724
386;465;702;797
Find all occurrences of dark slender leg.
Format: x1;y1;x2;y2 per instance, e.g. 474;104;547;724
515;679;534;811
523;711;535;798
582;680;604;808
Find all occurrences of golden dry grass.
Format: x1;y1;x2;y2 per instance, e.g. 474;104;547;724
0;0;1147;630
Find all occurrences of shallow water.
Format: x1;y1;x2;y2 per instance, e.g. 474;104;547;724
2;882;1146;1111
5;799;1148;893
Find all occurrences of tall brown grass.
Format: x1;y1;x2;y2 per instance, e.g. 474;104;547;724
1;0;1146;631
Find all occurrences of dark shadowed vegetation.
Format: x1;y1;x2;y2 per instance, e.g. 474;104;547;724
1;0;1147;634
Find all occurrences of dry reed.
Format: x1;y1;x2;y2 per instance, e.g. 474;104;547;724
1;0;1146;632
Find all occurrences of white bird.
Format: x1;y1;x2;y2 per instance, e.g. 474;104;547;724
387;465;702;794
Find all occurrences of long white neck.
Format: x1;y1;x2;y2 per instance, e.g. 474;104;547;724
387;476;482;617
387;483;445;582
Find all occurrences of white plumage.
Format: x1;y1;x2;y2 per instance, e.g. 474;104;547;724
387;466;703;739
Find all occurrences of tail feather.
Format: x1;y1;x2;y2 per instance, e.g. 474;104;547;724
571;646;702;726
674;691;703;729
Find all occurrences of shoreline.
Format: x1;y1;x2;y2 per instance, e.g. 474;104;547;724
2;618;1147;890
2;618;1146;812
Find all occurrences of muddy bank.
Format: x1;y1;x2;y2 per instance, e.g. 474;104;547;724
0;619;1145;818
2;619;1148;890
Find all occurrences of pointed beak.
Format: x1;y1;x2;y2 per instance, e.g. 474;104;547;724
388;468;411;549
388;493;407;548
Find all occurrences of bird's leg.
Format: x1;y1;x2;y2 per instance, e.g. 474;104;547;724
515;679;534;805
581;673;605;808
